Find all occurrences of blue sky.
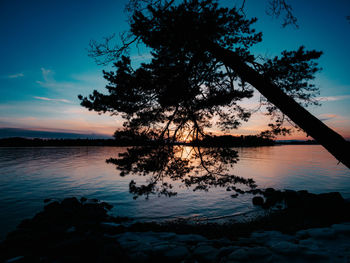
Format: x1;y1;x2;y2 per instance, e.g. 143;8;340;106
0;0;349;139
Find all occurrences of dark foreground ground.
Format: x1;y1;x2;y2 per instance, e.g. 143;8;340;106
1;189;350;262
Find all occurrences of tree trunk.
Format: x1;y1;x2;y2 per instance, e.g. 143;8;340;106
208;43;350;169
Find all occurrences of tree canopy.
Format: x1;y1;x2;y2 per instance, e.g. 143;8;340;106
79;0;322;143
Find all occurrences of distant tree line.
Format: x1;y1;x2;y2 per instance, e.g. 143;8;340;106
0;134;276;147
276;140;318;145
194;135;274;147
0;138;119;147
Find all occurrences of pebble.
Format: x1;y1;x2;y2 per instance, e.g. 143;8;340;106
113;223;350;262
5;256;25;263
270;241;300;255
331;223;350;235
192;244;219;262
163;246;189;260
306;227;336;239
151;243;171;253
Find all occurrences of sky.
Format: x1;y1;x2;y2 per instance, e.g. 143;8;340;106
0;0;349;139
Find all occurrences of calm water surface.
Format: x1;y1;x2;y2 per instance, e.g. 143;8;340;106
0;145;349;239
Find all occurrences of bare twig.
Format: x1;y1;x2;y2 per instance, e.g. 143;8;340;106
267;0;298;28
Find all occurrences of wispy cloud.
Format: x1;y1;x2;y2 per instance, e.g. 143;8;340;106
40;67;52;82
36;68;107;98
318;113;338;121
8;73;24;79
33;96;71;103
1;73;24;79
36;68;75;90
318;95;350;102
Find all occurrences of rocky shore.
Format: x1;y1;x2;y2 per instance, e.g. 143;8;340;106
1;190;350;262
112;224;350;262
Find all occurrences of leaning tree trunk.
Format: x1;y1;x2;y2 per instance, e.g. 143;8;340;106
208;43;350;169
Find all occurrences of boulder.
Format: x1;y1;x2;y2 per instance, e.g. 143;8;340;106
163;246;189;261
263;190;283;208
193;245;219;262
252;196;264;206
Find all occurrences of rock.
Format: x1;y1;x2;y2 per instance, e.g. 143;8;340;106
117;232;141;247
331;223;350;236
252;196;264;206
156;232;177;240
65;226;76;233
151;243;171;254
249;189;263;195
248;246;272;257
128;251;149;263
297;190;308;195
98;242;125;263
283;189;299;208
251;230;294;246
235;237;255;246
305;228;336;239
283;190;345;212
43;201;60;212
4;256;24;263
100;201;113;210
100;222;121;234
118;239;140;250
0;198;124;262
316;192;344;211
141;234;162;245
295;230;310;240
284;189;296;194
61;197;81;209
302;250;330;261
193;245;219;262
266;254;285;262
174;234;207;244
271;190;350;226
298;239;321;251
270;241;301;255
117;232;162;249
227;248;250;261
263;189;284;208
264;188;275;195
228;247;272;262
100;222;120;228
164;246;189;260
218;246;237;257
210;237;231;247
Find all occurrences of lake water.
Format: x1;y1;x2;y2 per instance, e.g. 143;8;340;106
0;145;350;240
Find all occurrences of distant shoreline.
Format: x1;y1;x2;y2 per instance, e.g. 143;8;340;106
0;137;319;147
275;140;319;145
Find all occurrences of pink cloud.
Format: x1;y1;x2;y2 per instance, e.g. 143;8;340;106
34;96;71;103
